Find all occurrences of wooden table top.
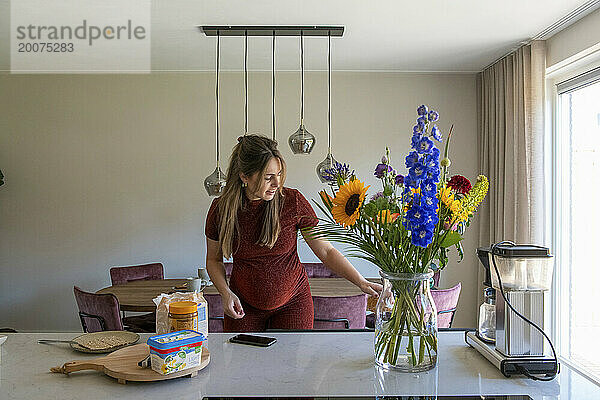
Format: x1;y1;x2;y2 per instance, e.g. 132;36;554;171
97;278;377;312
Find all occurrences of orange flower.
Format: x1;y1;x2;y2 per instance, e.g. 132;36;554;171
376;209;400;224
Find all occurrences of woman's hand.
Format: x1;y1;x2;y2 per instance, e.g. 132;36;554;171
359;279;383;297
223;290;245;319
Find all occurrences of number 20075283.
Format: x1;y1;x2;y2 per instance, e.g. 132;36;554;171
17;42;74;52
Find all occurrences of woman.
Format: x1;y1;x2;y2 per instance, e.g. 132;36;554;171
205;135;382;332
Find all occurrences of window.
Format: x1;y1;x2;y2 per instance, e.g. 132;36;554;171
555;69;600;382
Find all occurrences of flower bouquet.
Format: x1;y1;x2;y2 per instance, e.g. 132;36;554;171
306;105;488;371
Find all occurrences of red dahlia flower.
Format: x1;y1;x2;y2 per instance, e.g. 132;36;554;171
447;175;472;194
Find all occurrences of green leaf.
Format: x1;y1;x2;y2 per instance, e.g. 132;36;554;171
439;231;463;248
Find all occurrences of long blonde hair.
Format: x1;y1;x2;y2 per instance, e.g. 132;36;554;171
217;135;287;258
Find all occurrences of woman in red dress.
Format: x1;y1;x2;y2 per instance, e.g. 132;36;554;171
205;135;382;332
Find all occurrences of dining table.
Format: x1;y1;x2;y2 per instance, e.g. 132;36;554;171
96;278;380;312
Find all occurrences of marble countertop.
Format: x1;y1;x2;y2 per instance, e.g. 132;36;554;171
1;331;599;399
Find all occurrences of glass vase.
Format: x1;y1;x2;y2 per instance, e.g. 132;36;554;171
374;270;438;372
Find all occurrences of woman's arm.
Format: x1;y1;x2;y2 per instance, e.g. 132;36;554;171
302;232;383;297
205;238;245;319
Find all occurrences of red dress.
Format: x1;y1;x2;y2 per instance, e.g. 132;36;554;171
205;187;319;331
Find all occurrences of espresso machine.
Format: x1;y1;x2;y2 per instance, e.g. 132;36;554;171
465;242;559;379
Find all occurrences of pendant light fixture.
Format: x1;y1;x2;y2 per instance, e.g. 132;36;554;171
316;32;339;184
243;30;249;136
272;30;276;141
204;31;226;196
288;30;316;154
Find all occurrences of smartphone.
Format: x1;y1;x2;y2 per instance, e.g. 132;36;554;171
229;334;277;347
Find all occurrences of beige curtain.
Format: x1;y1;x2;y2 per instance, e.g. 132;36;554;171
476;41;546;294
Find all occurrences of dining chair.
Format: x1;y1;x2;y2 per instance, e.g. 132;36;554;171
109;262;164;332
313;294;368;330
223;262;233;277
430;282;461;328
204;293;224;333
109;262;164;285
73;286;124;333
302;262;339;278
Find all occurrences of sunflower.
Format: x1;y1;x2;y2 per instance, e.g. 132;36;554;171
331;179;370;227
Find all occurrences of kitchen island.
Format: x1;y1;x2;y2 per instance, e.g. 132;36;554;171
1;331;599;399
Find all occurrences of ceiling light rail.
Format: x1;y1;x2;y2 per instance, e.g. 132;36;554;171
199;26;344;37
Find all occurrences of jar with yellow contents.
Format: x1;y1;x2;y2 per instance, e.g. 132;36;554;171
168;301;198;332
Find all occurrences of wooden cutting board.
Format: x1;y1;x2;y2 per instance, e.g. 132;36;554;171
50;343;210;384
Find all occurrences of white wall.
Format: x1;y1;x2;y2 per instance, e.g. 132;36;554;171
546;7;600;69
0;72;479;331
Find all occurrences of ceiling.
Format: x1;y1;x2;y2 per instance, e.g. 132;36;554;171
150;0;600;72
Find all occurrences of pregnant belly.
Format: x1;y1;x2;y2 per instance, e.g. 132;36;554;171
230;264;307;310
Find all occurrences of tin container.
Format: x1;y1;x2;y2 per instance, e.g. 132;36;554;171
147;330;206;375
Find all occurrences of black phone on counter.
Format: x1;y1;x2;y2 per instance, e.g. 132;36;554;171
229;334;277;347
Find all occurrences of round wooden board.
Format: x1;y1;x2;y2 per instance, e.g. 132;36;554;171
105;343;210;383
59;343;210;384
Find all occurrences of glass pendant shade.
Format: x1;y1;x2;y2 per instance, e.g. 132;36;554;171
316;152;338;184
204;32;225;196
204;166;226;196
288;32;315;155
289;124;316;154
316;32;340;182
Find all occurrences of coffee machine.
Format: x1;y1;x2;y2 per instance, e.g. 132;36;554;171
465;242;559;379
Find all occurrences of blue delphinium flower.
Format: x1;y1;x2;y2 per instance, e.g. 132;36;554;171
412;224;434;247
417;116;428;126
411;134;422;150
417;136;434;154
405;151;419;168
409;163;426;180
404;174;419;189
405;206;426;229
428;110;439;122
421;179;437;195
402;105;441;248
431;125;442;141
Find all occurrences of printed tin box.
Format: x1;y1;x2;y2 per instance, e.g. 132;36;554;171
147;330;206;375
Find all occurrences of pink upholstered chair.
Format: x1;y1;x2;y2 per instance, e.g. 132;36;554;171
430;282;461;328
73;286;124;332
109;262;164;285
204;293;224;333
223;262;233;277
313;294;368;330
302;262;339;278
109;263;164;332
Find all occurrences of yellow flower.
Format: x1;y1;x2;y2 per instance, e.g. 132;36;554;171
331;179;370;227
375;209;400;224
439;186;461;213
455;175;489;222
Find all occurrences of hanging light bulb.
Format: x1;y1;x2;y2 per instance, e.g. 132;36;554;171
316;32;339;184
289;30;316;154
204;31;226;196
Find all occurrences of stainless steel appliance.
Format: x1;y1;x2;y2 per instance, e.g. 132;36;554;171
466;242;559;379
